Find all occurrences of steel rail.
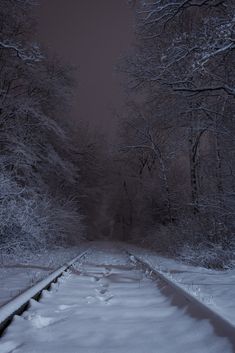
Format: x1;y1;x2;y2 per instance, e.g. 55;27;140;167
126;250;235;352
0;250;88;335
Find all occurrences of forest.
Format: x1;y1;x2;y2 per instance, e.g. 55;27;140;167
1;0;235;269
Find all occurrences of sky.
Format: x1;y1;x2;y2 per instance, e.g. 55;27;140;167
38;0;134;137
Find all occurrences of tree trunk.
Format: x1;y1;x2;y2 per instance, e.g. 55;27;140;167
158;153;173;223
189;125;199;214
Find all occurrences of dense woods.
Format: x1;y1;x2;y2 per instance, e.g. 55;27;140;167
0;0;85;253
1;0;235;268
110;0;235;267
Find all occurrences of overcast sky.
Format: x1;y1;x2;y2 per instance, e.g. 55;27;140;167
38;0;134;137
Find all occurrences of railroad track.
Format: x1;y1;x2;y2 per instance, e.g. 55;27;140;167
126;250;235;352
0;250;88;336
0;245;234;353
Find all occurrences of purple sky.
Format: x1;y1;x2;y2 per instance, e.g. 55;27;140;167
38;0;134;137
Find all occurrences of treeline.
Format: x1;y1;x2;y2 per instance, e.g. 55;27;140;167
104;0;235;267
2;0;235;268
0;0;87;253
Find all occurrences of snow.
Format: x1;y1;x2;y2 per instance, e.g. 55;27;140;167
0;245;87;307
125;244;235;326
0;251;87;326
0;243;232;353
0;268;47;307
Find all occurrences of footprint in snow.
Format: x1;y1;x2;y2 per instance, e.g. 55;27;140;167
23;312;54;329
98;288;108;295
86;296;97;304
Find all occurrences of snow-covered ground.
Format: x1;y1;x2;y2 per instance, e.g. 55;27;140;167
0;245;88;307
124;244;235;326
0;243;233;353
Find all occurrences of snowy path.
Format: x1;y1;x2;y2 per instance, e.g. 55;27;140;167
0;245;233;353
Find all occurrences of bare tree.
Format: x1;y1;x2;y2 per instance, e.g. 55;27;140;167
116;0;235;267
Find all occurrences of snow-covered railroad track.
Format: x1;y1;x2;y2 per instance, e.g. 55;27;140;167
126;250;235;352
0;250;88;336
0;244;234;353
